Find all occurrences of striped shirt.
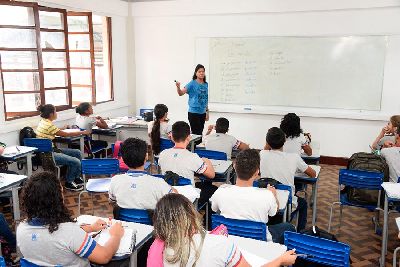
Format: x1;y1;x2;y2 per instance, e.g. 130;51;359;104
17;221;96;267
36;118;60;140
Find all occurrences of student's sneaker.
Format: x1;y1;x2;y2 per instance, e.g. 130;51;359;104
65;182;84;191
74;177;84;185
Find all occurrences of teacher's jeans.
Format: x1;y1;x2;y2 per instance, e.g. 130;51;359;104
188;112;206;136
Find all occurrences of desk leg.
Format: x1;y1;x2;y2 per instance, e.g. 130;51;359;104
130;249;138;267
312;181;318;225
380;195;389;267
80;136;85;158
11;187;20;223
190;141;195;152
26;153;32;177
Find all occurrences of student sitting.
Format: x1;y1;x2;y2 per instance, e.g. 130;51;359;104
280;113;312;156
75;102;108;157
149;104;172;155
109;138;176;210
158;121;216;207
210;149;295;244
372;115;400;150
149;193;297;267
260;127;316;231
204;117;249;159
381;126;400;183
36;104;89;191
17;171;124;266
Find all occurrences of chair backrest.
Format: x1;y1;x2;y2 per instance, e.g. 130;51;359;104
117;207;152;225
160;138;174;153
20;259;61;267
81;158;120;175
284;231;351;267
153;174;192;186
339;169;384;190
211;214;267;241
0;257;5;267
195;149;227;160
23;138;52;153
253;180;292;205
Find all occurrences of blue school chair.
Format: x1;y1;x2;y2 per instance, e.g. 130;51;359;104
115;207;152;225
194;149;227;160
211;214;267;241
284;231;351;267
23;138;63;179
78;158;120;215
160;138;174;152
20;259;62;267
153;174;192;186
328;169;384;233
0;257;5;267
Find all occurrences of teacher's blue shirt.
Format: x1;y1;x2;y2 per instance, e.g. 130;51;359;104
185;80;208;114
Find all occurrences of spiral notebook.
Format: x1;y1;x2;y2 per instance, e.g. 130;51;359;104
98;228;137;256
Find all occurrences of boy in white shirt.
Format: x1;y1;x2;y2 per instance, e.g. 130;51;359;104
109;138;177;210
381;127;400;183
204;117;249;159
210;149;296;244
260;127;316;231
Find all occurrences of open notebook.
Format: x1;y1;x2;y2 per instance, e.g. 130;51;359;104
97;228;137;256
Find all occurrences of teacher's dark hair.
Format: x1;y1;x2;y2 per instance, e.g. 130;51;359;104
151;104;169;155
37;104;55;119
192;64;206;82
21;171;73;233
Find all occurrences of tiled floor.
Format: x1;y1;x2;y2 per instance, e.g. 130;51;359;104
2;164;399;266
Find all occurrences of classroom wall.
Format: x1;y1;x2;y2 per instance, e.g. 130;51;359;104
131;0;400;157
0;0;132;146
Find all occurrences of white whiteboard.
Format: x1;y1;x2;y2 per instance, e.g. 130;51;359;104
207;36;387;111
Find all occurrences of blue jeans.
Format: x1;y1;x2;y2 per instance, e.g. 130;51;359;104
54;148;81;183
268;222;296;244
0;213;16;248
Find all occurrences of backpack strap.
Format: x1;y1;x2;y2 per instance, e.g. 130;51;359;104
113;141;122;159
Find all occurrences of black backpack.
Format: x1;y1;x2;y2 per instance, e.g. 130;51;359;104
344;152;389;205
18;127;41;171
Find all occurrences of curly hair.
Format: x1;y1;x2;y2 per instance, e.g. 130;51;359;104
280;113;303;139
21;171;73;233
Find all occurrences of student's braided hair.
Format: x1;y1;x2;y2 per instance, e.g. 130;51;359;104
151;104;169;155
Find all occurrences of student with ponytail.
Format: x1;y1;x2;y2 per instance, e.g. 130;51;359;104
36;104;89;191
148;104;172;155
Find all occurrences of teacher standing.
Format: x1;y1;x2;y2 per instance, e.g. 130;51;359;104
175;64;209;135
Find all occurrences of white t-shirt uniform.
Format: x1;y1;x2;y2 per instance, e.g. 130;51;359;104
109;171;173;209
158;148;208;184
148;121;172;139
283;134;308;155
210;184;278;241
75;115;96;131
17;220;96;267
380;147;400;183
204;133;241;159
164;233;242;267
260;150;309;205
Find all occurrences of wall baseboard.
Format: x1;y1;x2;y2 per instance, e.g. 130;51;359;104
320;156;348;166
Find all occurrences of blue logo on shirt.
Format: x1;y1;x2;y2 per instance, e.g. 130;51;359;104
31;233;37;241
173;153;178;158
131;183;136;189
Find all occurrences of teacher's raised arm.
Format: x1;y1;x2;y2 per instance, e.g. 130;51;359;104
175;64;209;135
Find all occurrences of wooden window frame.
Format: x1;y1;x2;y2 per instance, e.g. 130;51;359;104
0;1;114;121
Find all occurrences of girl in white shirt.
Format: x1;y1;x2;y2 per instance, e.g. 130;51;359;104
280;113;312;156
149;104;172;155
149;193;297;267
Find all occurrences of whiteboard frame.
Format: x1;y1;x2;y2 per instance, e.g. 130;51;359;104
195;35;396;121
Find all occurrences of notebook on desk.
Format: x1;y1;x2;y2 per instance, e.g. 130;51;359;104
98;228;137;256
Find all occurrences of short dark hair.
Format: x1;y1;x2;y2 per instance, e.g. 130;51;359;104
234;149;260;181
21;171;73;233
215;117;229;134
280;113;302;138
121;138;147;168
37;104;55;119
172;121;190;142
266;127;286;149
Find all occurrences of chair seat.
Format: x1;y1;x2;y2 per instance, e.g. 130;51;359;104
339;192;379;210
86;178;112;193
